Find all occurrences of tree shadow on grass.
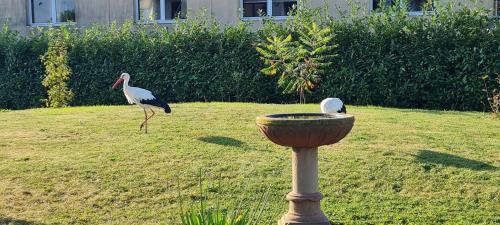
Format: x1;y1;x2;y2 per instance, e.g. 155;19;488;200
198;136;245;148
415;149;497;171
0;218;50;225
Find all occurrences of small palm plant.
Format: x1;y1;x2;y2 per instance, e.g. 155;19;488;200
180;209;248;225
257;22;336;103
179;170;276;225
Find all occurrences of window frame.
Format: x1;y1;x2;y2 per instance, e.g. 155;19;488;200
240;0;297;20
495;0;500;17
135;0;186;24
28;0;76;26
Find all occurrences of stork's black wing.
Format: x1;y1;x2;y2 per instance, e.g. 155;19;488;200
140;98;171;113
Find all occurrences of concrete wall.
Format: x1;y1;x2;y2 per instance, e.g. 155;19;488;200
186;0;239;24
309;0;370;17
73;0;134;27
0;0;496;33
0;0;28;31
75;0;111;27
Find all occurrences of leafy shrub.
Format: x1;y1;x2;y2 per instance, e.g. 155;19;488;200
0;25;46;109
65;20;285;106
313;4;500;110
257;22;336;103
41;27;74;107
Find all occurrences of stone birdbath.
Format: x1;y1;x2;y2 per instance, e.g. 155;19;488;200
256;113;355;225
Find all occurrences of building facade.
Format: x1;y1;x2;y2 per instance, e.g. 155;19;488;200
0;0;498;32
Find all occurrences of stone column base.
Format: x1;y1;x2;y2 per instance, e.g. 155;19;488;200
277;192;330;225
278;215;331;225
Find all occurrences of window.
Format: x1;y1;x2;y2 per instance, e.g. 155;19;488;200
372;0;433;15
137;0;186;23
242;0;297;18
29;0;76;25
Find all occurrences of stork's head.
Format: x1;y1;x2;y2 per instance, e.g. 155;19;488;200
112;73;130;89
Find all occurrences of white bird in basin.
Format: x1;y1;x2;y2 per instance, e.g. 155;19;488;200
112;73;171;133
320;98;346;114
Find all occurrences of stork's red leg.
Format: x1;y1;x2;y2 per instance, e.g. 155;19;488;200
140;109;148;133
148;109;156;120
144;109;155;133
145;109;148;134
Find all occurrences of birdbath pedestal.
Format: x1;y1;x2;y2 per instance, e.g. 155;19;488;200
256;113;355;225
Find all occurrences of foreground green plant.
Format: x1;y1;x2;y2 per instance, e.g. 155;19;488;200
179;171;274;225
257;22;336;103
181;209;248;225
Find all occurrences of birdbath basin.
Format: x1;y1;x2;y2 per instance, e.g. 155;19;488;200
256;113;355;225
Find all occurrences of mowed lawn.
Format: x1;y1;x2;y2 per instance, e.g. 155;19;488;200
0;103;498;225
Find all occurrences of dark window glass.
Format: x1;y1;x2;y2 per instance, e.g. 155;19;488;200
56;0;75;22
243;0;267;17
408;0;425;11
372;0;396;10
372;0;433;12
372;0;379;10
167;0;185;19
272;0;297;16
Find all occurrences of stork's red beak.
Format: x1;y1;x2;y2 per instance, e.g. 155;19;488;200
112;77;124;89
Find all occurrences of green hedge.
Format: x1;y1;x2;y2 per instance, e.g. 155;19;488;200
0;27;46;109
0;6;498;110
315;7;500;111
67;22;287;106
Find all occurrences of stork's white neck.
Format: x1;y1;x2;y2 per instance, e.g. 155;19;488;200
123;77;130;89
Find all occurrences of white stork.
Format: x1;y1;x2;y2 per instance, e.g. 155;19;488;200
112;73;171;133
320;98;346;114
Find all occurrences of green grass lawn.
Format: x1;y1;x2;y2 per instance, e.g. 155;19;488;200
0;103;498;225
